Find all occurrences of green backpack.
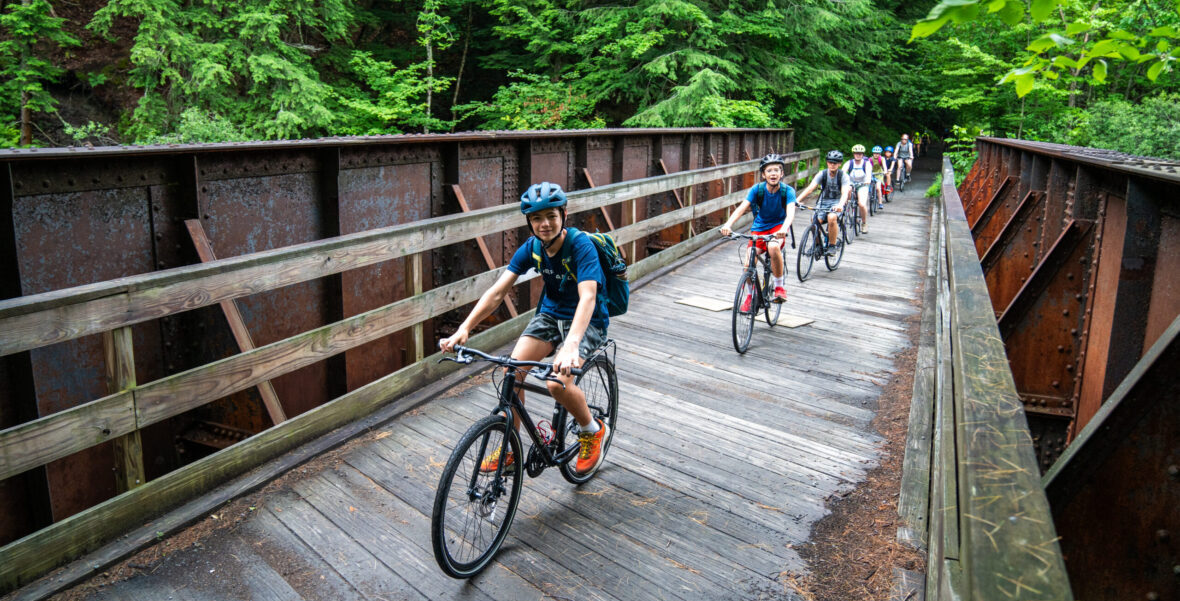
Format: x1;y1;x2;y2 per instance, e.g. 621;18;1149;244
531;227;630;317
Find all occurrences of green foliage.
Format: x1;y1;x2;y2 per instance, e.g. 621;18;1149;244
89;0;357;142
914;0;1180;95
926;174;943;198
945;125;982;185
456;70;603;130
0;0;80;144
1067;92;1180;158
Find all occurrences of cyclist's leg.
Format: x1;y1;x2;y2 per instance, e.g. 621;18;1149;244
508;333;554;431
857;186;869;227
905;158;913;179
826;212;840;248
545;323;608;428
768;239;784;279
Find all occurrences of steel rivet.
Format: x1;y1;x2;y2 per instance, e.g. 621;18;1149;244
1172;564;1180;575
1062;309;1070;316
1075;294;1083;300
1147;593;1159;601
1065;364;1074;372
1066;273;1074;280
1157;530;1170;542
1057;345;1065;352
1052;380;1060;388
1071;329;1078;336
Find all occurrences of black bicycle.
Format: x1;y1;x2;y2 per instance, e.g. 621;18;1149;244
725;232;792;353
431;343;618;578
895;162;910;192
796;205;845;282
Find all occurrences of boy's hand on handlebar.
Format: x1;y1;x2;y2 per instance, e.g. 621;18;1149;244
553;345;583;376
720;226;732;237
439;328;469;353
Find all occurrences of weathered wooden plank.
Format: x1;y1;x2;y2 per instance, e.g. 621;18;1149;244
0;391;136;482
103;326;146;493
290;470;512;601
263;493;431;601
241;508;368;600
185;219;287;424
365;413;783;595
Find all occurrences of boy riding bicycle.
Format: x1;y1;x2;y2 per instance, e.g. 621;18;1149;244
439;182;608;476
796;150;853;256
719;153;798;303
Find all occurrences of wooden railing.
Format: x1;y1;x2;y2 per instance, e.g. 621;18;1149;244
0;149;820;592
921;157;1073;599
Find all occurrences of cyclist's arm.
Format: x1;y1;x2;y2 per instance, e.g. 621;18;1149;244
440;270;519;351
782;202;797;232
720;200;751;236
796;178;820;204
554;280;597;374
837;183;853;210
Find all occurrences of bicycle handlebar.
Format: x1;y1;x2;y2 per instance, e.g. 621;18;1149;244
723;233;777;241
441;344;585;378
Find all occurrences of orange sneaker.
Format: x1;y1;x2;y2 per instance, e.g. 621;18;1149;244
479;447;515;473
574;419;610;475
773;286;787;303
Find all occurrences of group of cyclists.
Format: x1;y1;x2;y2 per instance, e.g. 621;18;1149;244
719;135;918;302
437;132;921;468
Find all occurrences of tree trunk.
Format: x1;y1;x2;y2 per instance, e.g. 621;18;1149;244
19;0;32;146
424;40;433;134
450;6;472;128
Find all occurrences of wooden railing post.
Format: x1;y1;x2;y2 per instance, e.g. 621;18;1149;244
411;253;424;363
103;326;144;492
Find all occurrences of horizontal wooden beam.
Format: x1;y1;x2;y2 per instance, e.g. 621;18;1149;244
0;151;815;357
0;392;136;482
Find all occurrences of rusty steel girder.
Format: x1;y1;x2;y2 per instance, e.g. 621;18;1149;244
0;128;793;546
960;136;1180;601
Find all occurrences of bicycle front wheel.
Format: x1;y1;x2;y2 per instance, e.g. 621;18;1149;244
558;357;619;484
431;415;523;578
765;283;783;326
732;271;757;353
797;226;816;282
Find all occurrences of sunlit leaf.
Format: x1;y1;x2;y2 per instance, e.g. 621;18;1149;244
1149;26;1179;38
1093;59;1107;83
1158;40;1172;53
1052;55;1077;69
1043;69;1059;79
1014;72;1034;96
1065;22;1091;36
1109;30;1137;41
911;16;951;40
1030;0;1063;21
1147;59;1166;80
997;0;1024;24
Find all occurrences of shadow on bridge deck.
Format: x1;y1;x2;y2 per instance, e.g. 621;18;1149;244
58;164;937;601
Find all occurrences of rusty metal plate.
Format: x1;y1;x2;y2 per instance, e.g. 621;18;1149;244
981;191;1047;313
971;178;1022;255
201;172;329;418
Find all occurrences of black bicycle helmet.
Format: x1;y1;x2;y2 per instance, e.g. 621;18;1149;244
520;182;568;214
759;153;787;173
826;150;844;163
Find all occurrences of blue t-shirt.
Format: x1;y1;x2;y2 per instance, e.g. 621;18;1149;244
507;230;609;329
746;183;797;232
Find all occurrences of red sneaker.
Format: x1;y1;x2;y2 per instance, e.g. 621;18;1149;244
574;419;609;475
740;290;753;313
773;286;787;303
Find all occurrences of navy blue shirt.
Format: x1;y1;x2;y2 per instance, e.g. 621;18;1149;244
507;230;609;329
746;182;797;232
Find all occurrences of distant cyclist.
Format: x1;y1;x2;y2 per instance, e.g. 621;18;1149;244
720;153;798;303
913;132;923;158
894;134;915;184
843;145;873;234
882;146;897;201
439;182;609;476
796;150;851;256
869;146;889;211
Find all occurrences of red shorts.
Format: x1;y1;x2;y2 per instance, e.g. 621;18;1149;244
749;224;784;253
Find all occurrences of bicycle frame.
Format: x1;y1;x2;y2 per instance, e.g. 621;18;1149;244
489;371;581;470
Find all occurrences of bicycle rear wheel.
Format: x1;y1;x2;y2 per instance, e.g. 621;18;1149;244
431;415;523;579
731;271;757;353
764;280;783;326
825;233;845;271
797;226;816;282
558;357;619;484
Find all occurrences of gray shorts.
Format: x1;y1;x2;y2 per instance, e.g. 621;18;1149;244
522;312;608;360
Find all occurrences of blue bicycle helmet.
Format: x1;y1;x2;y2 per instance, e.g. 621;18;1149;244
872;145;883;153
520;182;568;214
884;145;894;153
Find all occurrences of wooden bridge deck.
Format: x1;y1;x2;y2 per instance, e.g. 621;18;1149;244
71;182;934;601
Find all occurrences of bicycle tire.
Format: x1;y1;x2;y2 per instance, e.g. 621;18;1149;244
764;279;783;326
843;209;855;244
431;415;523;579
558;357;619;484
869;188;877;217
825;234;844;271
797;226;816;282
731;271;757;353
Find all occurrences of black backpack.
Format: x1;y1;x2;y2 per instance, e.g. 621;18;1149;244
816;170;845;201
